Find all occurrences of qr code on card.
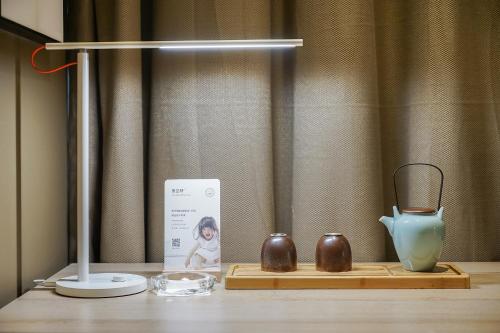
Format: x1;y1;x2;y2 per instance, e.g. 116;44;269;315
171;238;181;249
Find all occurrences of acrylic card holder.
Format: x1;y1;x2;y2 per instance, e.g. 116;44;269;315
163;179;221;285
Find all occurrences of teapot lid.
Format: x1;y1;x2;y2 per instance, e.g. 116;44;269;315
402;207;436;214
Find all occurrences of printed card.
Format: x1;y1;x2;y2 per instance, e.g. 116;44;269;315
164;179;221;273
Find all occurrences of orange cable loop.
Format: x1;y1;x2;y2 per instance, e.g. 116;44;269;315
31;45;77;74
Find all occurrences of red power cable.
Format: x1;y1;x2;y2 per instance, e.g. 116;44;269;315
31;45;77;74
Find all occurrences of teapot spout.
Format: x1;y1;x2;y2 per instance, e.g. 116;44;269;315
379;216;394;237
379;206;399;236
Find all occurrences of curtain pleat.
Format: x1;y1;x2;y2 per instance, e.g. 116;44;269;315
68;0;500;263
94;0;145;262
291;0;385;261
147;0;275;262
375;0;500;261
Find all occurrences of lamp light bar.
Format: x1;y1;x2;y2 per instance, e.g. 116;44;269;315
45;39;303;51
159;44;296;49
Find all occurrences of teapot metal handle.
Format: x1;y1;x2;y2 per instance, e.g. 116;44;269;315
393;163;444;212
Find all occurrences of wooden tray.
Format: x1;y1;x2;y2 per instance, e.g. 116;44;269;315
225;263;470;289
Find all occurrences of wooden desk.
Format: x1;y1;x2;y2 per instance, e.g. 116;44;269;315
0;263;499;332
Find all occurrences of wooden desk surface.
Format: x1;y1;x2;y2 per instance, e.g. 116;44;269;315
0;262;499;333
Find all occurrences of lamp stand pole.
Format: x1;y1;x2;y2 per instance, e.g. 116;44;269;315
55;50;147;298
77;49;90;283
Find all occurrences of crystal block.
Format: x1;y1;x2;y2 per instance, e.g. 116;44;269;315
150;272;216;296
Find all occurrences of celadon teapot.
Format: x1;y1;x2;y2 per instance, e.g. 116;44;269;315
379;163;445;272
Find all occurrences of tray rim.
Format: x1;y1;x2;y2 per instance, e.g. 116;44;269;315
225;262;471;289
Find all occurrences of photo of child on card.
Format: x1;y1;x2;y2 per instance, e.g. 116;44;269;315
185;216;220;269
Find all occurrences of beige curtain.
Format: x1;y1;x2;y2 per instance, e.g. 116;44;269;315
68;0;500;263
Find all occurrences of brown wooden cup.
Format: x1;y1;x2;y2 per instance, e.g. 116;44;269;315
261;233;297;272
315;233;352;272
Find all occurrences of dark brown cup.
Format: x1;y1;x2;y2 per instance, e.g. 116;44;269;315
316;233;352;272
261;233;297;272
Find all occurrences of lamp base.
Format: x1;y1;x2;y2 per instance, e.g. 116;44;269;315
55;273;147;298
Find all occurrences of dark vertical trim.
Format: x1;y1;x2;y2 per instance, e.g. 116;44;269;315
62;0;68;43
15;39;22;296
91;0;103;263
141;0;153;261
270;0;297;235
64;0;78;263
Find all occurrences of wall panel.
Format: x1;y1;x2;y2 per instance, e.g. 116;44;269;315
20;40;67;293
0;30;67;306
0;30;18;308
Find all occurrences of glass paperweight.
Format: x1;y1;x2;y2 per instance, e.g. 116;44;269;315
150;272;216;297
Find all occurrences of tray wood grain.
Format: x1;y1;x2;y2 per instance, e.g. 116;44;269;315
225;263;470;289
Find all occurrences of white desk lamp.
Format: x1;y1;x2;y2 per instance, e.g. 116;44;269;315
43;39;303;298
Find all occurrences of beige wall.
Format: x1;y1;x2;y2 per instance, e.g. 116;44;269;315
0;30;67;308
0;30;18;310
